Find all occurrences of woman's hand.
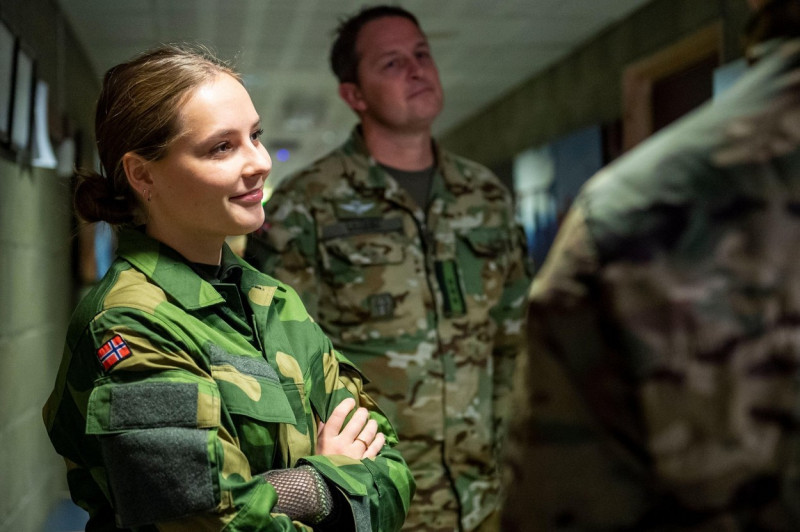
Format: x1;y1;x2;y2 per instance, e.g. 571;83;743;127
316;397;386;460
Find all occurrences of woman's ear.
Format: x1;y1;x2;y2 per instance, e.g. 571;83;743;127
122;152;153;200
339;82;367;113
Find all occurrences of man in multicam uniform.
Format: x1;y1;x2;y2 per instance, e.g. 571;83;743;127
502;0;800;529
246;5;530;531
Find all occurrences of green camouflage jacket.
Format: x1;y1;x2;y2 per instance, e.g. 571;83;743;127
246;128;531;531
503;38;800;531
43;228;414;531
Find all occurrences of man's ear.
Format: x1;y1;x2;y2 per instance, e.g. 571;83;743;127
121;152;154;198
339;82;367;113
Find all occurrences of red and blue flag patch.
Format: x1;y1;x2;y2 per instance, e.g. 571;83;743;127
96;334;131;371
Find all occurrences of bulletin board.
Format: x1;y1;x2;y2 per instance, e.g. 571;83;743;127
0;20;14;145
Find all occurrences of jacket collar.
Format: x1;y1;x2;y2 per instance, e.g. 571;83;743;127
115;228;239;310
341;126;473;193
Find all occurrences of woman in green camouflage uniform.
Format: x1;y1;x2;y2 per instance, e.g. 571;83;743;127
42;44;413;531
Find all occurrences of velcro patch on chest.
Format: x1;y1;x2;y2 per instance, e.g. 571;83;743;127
435;260;467;317
322;217;404;240
368;292;396;319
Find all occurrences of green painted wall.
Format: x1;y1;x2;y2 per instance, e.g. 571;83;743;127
0;161;74;531
0;0;97;530
440;0;753;168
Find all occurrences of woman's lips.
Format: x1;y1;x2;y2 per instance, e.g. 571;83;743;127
230;188;264;203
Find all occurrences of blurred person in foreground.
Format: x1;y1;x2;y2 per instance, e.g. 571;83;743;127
502;0;800;530
246;5;531;531
42;44;413;531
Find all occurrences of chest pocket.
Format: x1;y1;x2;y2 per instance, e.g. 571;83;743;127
318;217;424;336
319;216;409;290
320;217;406;277
456;226;511;298
324;232;405;266
461;226;510;256
209;349;296;472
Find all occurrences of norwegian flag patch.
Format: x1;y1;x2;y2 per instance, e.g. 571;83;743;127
96;334;132;371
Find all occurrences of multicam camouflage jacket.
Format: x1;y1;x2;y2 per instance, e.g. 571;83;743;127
246;128;531;531
503;37;800;531
42;228;414;531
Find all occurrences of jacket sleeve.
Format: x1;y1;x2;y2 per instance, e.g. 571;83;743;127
277;282;415;532
502;205;650;530
64;307;322;531
246;183;321;318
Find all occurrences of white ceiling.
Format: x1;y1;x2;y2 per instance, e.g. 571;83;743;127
55;0;651;185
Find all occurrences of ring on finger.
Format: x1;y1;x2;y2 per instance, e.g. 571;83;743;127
355;437;370;447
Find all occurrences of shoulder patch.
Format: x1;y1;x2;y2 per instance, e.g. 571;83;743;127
97;334;132;371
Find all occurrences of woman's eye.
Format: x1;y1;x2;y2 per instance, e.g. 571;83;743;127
211;142;232;154
251;128;264;142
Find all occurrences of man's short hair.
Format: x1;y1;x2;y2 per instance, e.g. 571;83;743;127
330;5;421;84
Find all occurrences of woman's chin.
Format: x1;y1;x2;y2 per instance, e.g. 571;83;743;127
236;216;266;236
226;209;265;236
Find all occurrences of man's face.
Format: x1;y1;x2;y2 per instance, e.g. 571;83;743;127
344;16;444;133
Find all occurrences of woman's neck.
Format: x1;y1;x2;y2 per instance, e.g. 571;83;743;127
145;224;223;265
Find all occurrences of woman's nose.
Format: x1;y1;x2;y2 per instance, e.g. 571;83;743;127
246;143;272;177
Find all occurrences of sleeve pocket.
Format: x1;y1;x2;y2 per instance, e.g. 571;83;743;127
101;427;219;527
86;377;220;434
84;378;221;527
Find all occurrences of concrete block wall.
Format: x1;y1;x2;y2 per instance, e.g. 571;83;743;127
0;162;75;532
0;0;97;530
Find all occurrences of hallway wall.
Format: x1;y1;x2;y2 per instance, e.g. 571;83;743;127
0;1;97;531
440;0;752;168
0;162;74;531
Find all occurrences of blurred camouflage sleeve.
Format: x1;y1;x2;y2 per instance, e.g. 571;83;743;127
247;184;321;317
503;38;800;530
502;205;650;530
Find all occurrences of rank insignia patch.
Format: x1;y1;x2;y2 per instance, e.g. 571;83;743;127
96;334;132;371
